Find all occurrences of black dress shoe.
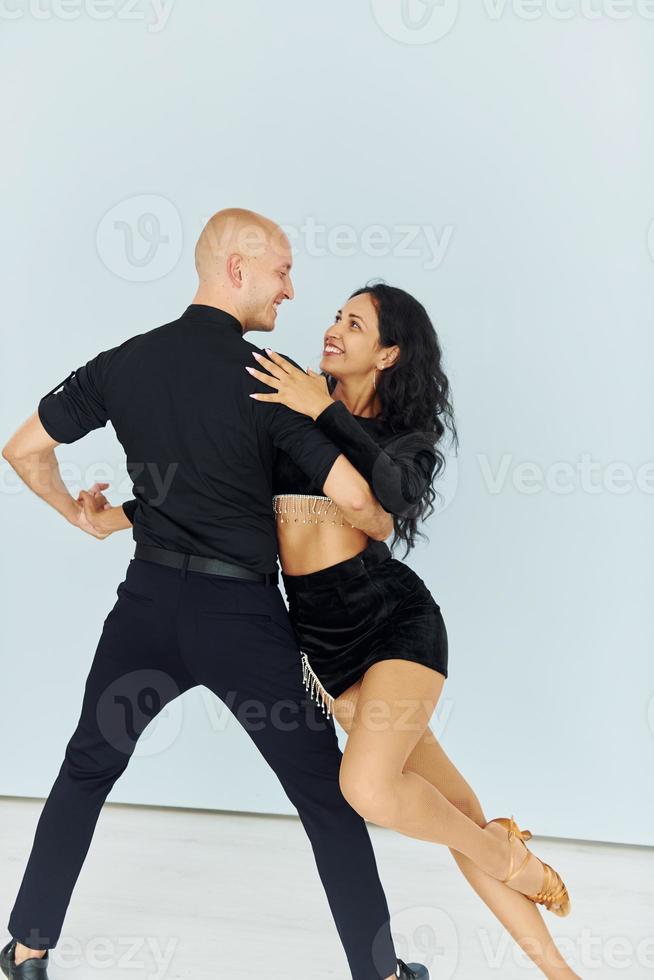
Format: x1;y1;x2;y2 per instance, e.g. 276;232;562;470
396;959;429;979
0;940;49;979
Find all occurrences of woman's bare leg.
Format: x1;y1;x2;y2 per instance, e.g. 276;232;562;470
334;664;579;979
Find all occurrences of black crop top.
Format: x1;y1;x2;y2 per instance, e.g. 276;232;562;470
122;399;437;524
273;400;437;519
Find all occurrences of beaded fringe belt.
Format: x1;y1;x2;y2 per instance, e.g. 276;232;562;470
273;493;355;527
301;652;335;718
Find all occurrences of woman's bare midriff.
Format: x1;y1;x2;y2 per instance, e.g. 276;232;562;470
274;494;370;575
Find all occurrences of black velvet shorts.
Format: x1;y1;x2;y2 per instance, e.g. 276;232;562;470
281;539;448;718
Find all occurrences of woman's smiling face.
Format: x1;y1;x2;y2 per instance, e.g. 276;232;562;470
320;292;385;379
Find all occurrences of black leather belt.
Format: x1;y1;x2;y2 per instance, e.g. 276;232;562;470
134;544;278;585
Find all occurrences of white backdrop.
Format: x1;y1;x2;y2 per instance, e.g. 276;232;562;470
1;1;652;847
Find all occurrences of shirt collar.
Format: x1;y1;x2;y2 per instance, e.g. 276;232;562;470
182;304;244;337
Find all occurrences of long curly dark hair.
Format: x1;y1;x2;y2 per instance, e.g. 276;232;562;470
322;282;459;558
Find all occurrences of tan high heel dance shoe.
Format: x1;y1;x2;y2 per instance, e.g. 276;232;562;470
484;815;571;917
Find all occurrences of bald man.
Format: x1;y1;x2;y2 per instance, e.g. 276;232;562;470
1;209;426;980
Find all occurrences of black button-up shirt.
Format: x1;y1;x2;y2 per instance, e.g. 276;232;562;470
37;304;342;573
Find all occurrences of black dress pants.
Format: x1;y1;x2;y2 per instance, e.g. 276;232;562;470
7;555;398;980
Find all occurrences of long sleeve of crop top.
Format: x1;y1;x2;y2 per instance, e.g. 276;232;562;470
121;403;436;523
314;399;437;519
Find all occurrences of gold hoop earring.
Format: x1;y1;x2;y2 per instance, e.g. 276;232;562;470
373;368;377;391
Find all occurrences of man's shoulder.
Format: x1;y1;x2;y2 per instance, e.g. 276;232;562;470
103;316;187;361
94;326;151;368
240;337;299;368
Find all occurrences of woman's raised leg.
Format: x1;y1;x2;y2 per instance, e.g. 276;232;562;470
334;664;579;979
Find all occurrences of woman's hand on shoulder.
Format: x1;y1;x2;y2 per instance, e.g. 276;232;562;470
245;349;333;420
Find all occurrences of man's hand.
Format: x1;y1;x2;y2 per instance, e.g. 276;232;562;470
74;482;131;539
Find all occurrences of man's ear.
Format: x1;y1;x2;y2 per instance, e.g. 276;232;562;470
226;252;244;288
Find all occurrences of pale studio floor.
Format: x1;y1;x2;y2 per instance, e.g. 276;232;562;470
1;797;652;980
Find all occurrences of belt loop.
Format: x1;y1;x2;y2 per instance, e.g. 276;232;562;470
180;553;190;580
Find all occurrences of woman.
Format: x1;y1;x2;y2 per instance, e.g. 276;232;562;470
87;284;579;980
